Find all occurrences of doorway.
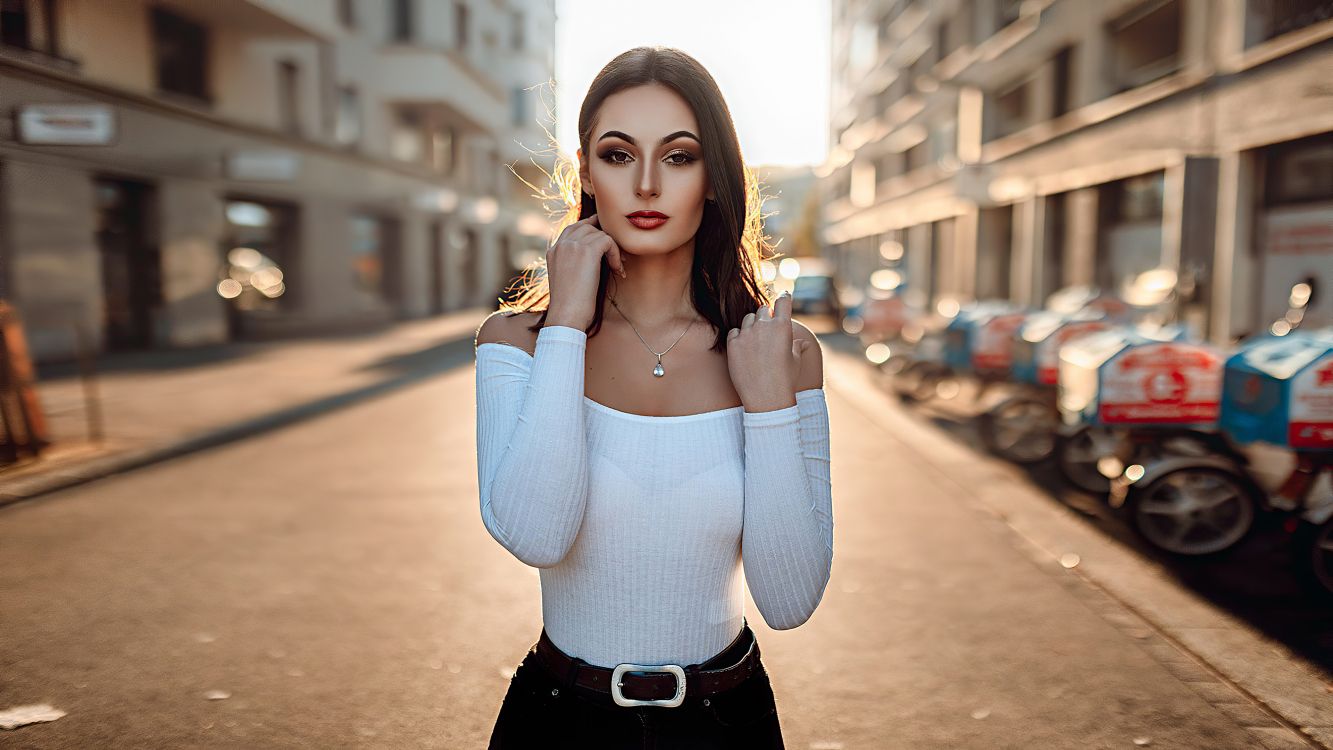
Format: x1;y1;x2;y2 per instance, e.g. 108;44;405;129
95;178;161;351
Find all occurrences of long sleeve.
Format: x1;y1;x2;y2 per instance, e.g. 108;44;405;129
474;324;590;568
740;387;834;630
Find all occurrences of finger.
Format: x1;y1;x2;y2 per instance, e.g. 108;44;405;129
774;291;792;320
727;327;740;340
741;312;756;329
600;234;627;278
564;213;601;241
757;304;773;321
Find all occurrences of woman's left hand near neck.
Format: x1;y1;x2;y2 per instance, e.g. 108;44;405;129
725;291;811;413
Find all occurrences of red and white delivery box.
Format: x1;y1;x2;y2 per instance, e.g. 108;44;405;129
1098;342;1225;425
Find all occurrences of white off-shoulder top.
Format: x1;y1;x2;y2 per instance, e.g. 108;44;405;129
474;323;833;668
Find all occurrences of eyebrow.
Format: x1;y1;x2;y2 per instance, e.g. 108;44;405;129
596;130;700;147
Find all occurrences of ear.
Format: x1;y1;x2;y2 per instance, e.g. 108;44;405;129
577;148;594;197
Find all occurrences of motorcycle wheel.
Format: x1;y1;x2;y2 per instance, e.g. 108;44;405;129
1125;466;1260;556
978;397;1058;464
895;361;948;403
1056;426;1121;495
1292;519;1333;600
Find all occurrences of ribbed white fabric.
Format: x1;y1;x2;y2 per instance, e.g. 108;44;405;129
475;323;833;669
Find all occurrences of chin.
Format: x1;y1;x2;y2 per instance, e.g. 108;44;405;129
614;224;702;255
626;239;691;256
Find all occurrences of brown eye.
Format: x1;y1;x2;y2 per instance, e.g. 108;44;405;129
599;150;632;165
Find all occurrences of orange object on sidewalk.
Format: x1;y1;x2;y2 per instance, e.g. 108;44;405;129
0;300;51;464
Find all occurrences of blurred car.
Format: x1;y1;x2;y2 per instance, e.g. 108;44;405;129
790;273;842;316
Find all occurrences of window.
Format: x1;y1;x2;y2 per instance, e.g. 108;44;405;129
431;125;455;174
875;150;903;182
908;47;935;91
996;0;1023;29
390;107;425;162
1264;133;1333;206
0;0;29;49
510;9;524;51
348;214;405;308
938;0;974;58
1052;46;1073;117
455;1;469;50
392;0;412;42
223;199;299;311
151;7;210;102
335;85;361;146
511;87;528;128
0;0;59;54
277;60;300;135
904;139;930;173
1106;0;1181;93
1103;172;1165;223
349;215;385;303
1246;0;1333;46
1042;192;1068;298
977;206;1013;299
338;0;355;28
986;75;1030;141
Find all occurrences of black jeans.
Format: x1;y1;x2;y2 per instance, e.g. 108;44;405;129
488;621;786;749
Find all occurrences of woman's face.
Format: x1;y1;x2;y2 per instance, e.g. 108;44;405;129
578;83;712;255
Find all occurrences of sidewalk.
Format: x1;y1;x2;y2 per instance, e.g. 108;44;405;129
0;308;491;506
819;335;1333;749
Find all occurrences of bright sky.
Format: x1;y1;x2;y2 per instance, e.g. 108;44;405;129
551;0;830;168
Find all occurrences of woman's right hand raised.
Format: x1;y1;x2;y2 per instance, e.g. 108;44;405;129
544;213;626;331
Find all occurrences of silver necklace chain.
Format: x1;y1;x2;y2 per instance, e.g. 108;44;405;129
607;295;695;378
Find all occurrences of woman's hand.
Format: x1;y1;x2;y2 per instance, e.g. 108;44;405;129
545;213;627;331
726;292;812;412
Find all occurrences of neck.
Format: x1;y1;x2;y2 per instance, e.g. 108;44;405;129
606;241;698;329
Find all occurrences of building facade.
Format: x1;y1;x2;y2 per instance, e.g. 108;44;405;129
0;0;557;363
824;0;1333;344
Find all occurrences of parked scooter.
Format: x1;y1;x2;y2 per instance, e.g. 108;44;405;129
1051;269;1220;494
1108;329;1332;565
1105;281;1330;566
977;288;1127;464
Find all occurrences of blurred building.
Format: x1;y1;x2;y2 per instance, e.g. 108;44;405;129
824;0;1333;343
756;164;820;258
0;0;557;363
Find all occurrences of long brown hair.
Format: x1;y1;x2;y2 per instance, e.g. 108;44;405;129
502;46;778;352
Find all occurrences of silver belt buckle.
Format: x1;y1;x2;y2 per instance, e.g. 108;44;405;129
610;663;686;708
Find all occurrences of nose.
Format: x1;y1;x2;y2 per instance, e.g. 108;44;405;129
635;160;659;200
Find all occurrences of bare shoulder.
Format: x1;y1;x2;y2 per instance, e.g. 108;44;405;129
475;311;542;357
790;319;825;391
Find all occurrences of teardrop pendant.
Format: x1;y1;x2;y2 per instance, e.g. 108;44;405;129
653;362;665;378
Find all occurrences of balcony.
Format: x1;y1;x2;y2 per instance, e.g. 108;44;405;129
148;0;332;39
376;47;507;134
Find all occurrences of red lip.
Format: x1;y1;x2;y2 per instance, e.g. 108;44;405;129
626;211;669;219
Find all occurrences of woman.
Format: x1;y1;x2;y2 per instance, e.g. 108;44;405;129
474;46;833;749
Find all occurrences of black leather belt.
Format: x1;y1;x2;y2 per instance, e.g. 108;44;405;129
533;624;761;708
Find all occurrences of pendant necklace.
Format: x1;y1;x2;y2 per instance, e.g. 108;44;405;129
608;295;695;378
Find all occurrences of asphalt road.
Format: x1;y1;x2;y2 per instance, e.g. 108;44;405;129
0;327;1315;749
